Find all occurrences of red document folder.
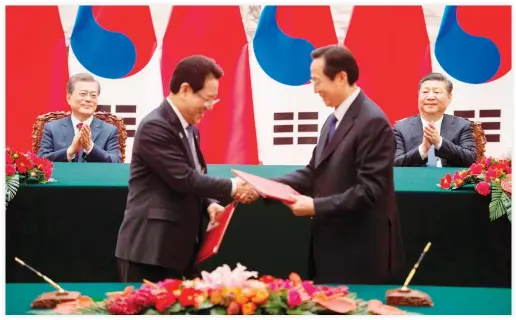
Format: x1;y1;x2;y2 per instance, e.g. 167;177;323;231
196;201;237;264
231;169;300;204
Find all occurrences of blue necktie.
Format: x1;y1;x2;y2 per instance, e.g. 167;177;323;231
426;145;437;167
327;114;338;143
186;125;201;172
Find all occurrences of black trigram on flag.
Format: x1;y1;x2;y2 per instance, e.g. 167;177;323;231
97;104;137;138
454;109;501;142
273;112;319;145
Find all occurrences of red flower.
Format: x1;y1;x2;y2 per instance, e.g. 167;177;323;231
178;288;200;307
6;164;16;176
155;292;177;313
507;167;512;174
287;290;301;308
42;166;53;180
469;163;483;175
259;275;276;284
476;181;491;196
6;150;14;164
485;168;497;182
440;173;452;189
161;279;182;293
15;154;30;174
453;172;464;187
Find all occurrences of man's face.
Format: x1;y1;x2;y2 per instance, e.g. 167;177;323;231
310;58;345;107
183;76;220;124
67;81;99;117
418;80;451;116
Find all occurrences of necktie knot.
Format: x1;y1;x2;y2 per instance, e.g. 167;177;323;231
77;123;84;130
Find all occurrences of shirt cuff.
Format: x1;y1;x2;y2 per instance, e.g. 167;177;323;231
436;137;442;150
230;178;236;196
67;153;75;162
419;144;428;160
85;143;94;155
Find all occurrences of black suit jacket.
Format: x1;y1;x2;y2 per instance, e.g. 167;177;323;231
274;91;404;285
393;114;477;167
115;100;233;272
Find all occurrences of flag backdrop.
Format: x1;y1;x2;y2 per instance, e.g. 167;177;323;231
5;5;513;162
67;5;163;162
6;6;69;152
250;6;338;165
344;5;432;124
161;6;259;165
433;5;512;157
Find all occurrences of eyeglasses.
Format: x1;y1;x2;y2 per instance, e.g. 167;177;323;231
195;92;220;108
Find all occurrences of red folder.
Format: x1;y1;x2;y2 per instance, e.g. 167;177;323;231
231;169;300;204
196;201;237;264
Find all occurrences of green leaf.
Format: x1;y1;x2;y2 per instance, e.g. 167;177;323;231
501;192;512;222
286;307;305;315
167;302;185;313
5;174;20;206
142;308;161;315
489;184;506;221
210;307;226;315
76;302;110;314
197;300;214;310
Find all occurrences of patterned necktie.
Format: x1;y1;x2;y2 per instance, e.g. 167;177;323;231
426;145;437;167
326;114;338;147
76;123;83;161
186;125;201;172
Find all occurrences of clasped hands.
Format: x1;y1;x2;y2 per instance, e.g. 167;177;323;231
67;125;93;159
420;122;441;154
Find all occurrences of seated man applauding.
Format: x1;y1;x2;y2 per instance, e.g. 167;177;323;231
393;72;476;167
38;73;121;163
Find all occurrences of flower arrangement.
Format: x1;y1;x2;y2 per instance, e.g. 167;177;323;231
438;157;512;222
5;147;54;207
39;264;411;316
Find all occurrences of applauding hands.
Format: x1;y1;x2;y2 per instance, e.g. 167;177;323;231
66;124;94;161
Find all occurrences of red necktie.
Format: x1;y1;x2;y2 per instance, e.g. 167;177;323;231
76;123;83;160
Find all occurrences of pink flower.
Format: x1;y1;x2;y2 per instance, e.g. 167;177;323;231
287;290;301;308
302;281;316;296
476;181;491;196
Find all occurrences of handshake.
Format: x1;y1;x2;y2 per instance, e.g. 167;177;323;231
232;177;260;204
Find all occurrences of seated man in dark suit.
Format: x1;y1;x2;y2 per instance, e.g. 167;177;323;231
393;72;476;167
38;73;121;163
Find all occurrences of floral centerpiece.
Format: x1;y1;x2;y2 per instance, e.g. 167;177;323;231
438;156;512;222
35;264;411;315
6;147;54;207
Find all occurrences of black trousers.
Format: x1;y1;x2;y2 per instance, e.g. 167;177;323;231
117;258;198;283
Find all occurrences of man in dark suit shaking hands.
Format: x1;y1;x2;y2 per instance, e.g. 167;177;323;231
115;55;257;282
273;45;404;285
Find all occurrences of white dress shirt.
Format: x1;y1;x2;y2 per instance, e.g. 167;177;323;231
334;87;361;128
67;114;94;161
418;116;443;167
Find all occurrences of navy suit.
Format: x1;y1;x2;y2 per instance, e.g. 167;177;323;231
38;116;121;163
393;114;476;167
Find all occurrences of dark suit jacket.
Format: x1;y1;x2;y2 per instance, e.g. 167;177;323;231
393;114;477;167
115;100;233;273
38;116;121;163
274;91;404;285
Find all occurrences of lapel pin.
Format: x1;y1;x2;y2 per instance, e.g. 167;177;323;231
179;132;184;139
